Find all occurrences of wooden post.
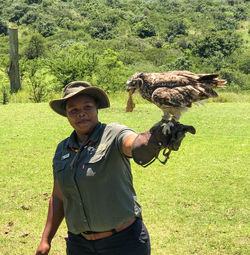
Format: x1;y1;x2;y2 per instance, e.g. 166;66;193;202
8;28;21;92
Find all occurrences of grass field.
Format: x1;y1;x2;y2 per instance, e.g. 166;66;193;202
0;93;249;255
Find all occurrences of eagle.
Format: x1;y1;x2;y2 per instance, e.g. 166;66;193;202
126;71;226;133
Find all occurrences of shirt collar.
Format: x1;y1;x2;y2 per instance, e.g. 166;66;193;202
67;122;104;149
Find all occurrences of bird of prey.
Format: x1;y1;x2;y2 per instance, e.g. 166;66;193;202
126;71;226;133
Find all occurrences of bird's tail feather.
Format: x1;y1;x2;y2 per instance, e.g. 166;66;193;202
198;74;227;88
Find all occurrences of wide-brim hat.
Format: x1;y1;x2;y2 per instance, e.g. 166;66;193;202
49;81;110;117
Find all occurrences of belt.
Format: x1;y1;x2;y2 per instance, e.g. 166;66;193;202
81;217;136;241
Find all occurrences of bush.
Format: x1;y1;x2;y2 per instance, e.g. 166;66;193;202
165;19;188;41
23;58;51;102
20;10;38;25
87;20;115;40
94;49;126;92
135;19;156;38
47;44;99;88
24;33;46;59
220;68;250;90
193;31;242;58
238;51;250;74
8;3;30;24
35;19;57;37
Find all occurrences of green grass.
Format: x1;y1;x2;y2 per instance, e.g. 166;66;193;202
0;94;249;254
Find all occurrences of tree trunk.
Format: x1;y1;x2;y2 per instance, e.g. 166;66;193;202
8;28;21;92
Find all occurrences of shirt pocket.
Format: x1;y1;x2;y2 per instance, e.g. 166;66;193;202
53;161;67;183
88;148;106;164
81;147;108;178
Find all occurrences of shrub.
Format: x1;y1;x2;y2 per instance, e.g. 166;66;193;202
87;20;115;40
95;49;126;92
23;58;51;102
193;31;242;58
220;68;250;90
165;19;188;41
47;44;99;88
135;19;156;39
24;33;46;59
35;19;57;37
20;10;38;25
8;3;30;24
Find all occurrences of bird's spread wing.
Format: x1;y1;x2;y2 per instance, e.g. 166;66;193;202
152;85;217;108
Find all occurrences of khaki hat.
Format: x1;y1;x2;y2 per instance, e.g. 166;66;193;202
49;81;110;117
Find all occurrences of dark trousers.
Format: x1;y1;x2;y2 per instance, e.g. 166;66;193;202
66;218;151;255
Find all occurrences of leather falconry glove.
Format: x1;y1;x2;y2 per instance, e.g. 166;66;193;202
132;122;196;167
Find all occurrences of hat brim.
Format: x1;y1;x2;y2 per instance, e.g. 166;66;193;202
49;86;110;117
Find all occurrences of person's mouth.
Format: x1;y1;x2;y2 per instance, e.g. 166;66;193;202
77;119;89;124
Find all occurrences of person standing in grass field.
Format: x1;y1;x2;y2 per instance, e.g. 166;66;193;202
35;81;194;255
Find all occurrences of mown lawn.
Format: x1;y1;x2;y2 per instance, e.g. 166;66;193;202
0;93;249;255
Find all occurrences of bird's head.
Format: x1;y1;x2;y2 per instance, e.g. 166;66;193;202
126;72;143;93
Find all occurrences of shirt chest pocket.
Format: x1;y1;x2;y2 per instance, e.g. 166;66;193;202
81;147;108;177
53;161;68;184
88;148;106;163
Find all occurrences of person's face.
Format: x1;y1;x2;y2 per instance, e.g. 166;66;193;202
66;94;98;140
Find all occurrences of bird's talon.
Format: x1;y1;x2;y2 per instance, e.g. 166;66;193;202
162;121;174;135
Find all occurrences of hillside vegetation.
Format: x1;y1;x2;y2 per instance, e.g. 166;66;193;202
0;0;249;102
0;100;249;254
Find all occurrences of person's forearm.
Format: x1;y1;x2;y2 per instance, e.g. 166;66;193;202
40;195;64;244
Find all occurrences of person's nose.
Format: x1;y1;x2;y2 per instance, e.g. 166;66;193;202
78;110;86;117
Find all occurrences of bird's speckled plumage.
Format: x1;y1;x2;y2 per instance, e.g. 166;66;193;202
126;71;226;122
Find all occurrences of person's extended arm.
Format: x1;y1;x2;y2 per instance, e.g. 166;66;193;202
35;180;64;255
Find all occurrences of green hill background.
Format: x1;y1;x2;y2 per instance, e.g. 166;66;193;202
0;0;249;102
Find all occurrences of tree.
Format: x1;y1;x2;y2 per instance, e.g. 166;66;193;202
87;19;116;40
135;19;156;38
95;49;125;92
23;58;50;102
238;51;250;74
20;10;38;25
193;31;242;58
24;33;45;59
35;18;57;37
165;19;188;41
48;44;99;88
8;3;30;24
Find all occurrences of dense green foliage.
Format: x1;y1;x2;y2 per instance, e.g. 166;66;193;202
0;0;249;101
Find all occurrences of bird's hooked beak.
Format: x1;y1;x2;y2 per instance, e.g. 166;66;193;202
126;85;131;92
126;87;136;95
126;80;133;92
126;77;143;92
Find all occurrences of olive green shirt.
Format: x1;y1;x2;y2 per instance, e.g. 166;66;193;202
53;122;142;234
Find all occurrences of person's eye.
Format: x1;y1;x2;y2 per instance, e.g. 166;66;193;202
85;105;93;110
69;109;78;115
